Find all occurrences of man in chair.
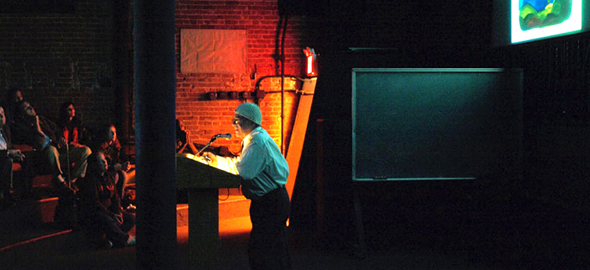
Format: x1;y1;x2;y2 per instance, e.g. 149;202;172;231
0;106;25;209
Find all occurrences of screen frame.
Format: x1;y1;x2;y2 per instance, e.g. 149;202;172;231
351;68;523;182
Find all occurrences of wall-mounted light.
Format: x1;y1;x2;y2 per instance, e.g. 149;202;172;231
228;91;239;99
303;47;318;77
217;91;228;99
241;91;251;99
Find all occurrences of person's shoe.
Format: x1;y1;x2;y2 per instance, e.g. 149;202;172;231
125;236;136;246
125;204;136;213
95;239;113;250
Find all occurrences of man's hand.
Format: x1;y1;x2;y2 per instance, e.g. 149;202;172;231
201;152;218;166
8;149;25;162
58;138;67;149
113;213;124;225
121;161;131;171
114;161;131;172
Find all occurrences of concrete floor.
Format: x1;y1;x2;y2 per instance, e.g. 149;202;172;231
2;194;589;270
0;215;508;270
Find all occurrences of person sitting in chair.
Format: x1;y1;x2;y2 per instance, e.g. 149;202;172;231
88;124;132;206
0;106;25;209
11;101;88;193
56;101;92;184
77;151;135;249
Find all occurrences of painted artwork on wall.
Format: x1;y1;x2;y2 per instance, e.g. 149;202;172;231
181;29;247;74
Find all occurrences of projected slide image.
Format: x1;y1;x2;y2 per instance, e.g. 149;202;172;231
519;0;572;30
511;0;582;43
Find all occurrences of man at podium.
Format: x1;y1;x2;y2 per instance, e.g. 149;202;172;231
202;102;291;270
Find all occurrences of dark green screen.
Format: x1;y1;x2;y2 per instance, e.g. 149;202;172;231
352;68;523;181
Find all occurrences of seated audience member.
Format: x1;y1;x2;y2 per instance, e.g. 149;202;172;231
58;101;89;147
176;119;198;154
10;101;83;193
56;101;92;183
88;124;130;202
1;88;24;126
0;106;25;209
77;151;135;249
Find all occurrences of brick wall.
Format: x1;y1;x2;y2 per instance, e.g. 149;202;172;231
0;1;117;130
0;0;309;154
175;0;307;152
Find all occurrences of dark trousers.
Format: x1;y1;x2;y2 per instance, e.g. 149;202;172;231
31;145;63;177
114;170;129;202
0;155;13;200
81;210;135;247
248;186;291;270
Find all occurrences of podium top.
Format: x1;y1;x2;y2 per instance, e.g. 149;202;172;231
176;153;242;189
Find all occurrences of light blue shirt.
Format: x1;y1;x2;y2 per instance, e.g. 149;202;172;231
41;134;51;150
217;127;289;198
0;131;7;150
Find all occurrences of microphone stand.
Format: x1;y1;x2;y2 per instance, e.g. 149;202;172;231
196;136;218;156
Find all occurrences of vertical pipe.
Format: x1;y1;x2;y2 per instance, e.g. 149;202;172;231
280;16;288;154
134;0;178;269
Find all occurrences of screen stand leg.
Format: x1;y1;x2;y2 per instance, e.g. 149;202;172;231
353;187;367;259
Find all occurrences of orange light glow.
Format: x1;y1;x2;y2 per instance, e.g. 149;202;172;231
219;216;252;237
307;55;315;76
177;216;251;241
303;47;317;77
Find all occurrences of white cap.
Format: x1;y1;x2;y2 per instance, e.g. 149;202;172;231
235;103;262;125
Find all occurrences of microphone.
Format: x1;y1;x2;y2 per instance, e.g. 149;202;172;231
199;134;231;155
214;133;232;140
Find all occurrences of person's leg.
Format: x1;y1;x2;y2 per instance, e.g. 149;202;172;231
77;214;110;249
95;211;131;247
119;210;136;233
115;170;129;202
248;199;270;270
248;187;291;270
0;156;14;207
66;145;92;180
43;145;77;196
18;152;35;199
123;169;136;206
275;187;291;269
42;145;64;179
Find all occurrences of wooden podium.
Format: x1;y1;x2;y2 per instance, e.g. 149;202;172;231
176;153;242;270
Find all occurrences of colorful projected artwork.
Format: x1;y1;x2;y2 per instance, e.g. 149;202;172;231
511;0;582;43
519;0;570;30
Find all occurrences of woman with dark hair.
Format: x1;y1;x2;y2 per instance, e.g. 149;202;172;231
58;102;89;146
56;102;92;184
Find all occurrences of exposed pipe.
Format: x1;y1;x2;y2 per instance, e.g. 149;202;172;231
280;15;288;154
